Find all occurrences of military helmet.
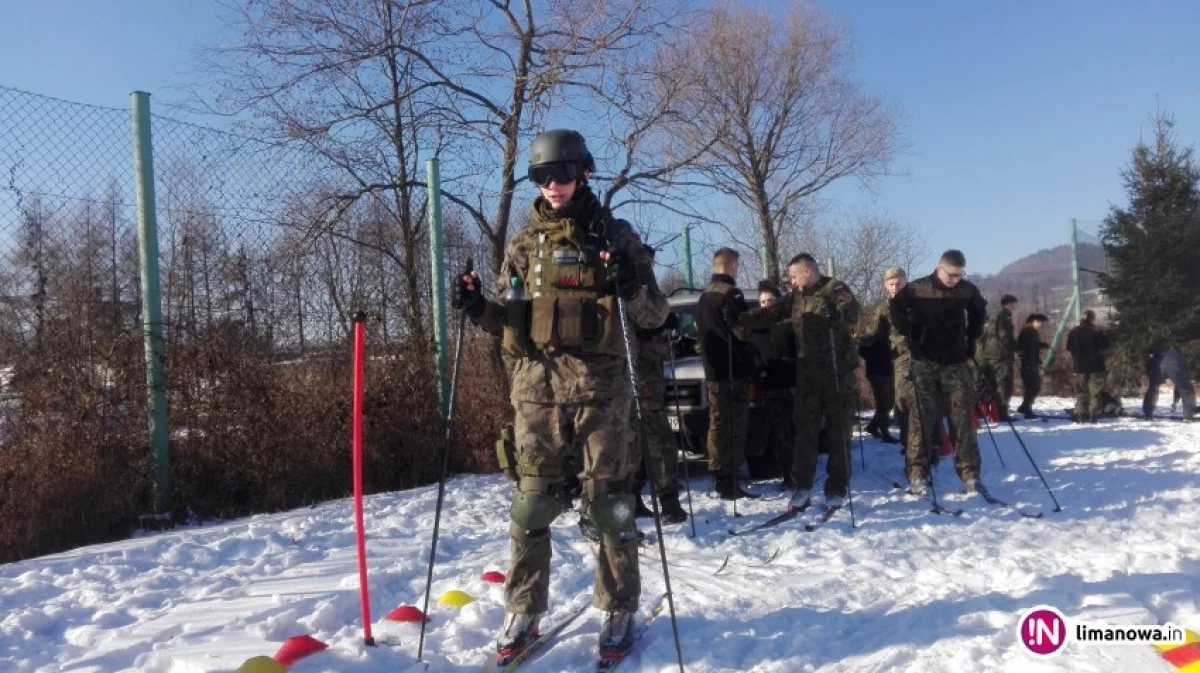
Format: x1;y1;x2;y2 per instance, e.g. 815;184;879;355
529;129;595;171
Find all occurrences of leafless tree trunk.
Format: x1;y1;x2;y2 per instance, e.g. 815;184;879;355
676;1;903;284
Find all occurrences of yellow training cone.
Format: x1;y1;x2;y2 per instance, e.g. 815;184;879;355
436;590;476;607
236;655;289;673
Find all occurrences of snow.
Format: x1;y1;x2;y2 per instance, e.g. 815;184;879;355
2;397;1198;672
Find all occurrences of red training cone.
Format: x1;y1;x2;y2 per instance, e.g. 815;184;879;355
938;423;953;457
385;605;428;623
481;571;506;584
274;634;329;666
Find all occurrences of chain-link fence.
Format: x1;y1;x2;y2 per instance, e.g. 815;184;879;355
0;85;502;562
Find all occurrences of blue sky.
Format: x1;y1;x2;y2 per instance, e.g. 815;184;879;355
2;0;1198;274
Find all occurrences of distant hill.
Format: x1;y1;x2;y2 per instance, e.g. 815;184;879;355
972;242;1110;318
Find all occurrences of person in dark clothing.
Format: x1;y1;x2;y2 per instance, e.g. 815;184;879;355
1065;310;1110;423
696;248;756;499
748;280;799;486
889;249;988;495
1144;348;1195;420
1016;313;1050;417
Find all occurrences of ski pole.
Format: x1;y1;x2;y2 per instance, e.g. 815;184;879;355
726;303;739;519
1002;414;1063;512
418;258;473;661
611;257;685;673
351;311;374;647
827;320;856;529
665;332;697;538
968;361;1007;469
973;363;1060;511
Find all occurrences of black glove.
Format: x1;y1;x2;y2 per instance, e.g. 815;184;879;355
452;270;482;314
663;312;680;331
606;250;640;299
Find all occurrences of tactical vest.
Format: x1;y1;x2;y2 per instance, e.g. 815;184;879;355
501;222;625;358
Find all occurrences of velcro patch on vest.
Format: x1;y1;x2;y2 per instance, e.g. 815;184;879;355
552;249;582;266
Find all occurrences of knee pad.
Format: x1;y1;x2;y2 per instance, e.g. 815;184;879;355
587;492;636;536
510;478;563;531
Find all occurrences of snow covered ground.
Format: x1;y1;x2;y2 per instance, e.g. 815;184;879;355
2;397;1198;673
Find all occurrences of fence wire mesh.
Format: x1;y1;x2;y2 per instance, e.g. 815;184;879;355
0;85;499;561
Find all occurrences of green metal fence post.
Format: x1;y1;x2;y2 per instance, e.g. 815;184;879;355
131;91;171;513
1042;219;1083;373
682;225;694;289
428;158;449;417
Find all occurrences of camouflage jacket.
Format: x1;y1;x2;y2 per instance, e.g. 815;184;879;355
740;276;860;380
859;299;909;375
470;187;668;403
978;308;1016;362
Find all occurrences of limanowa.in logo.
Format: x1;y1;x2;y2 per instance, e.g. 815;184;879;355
1017;605;1187;657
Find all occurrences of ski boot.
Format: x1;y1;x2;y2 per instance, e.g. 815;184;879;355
496;612;541;664
658;492;688;525
633;495;654;519
787;488;811;513
598;610;636;663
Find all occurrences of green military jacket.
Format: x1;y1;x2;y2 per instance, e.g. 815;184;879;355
741;276;860;382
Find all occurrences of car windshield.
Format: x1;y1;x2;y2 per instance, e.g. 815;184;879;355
673;303;699;341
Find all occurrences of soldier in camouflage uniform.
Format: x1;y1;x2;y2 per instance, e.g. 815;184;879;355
453;129;668;662
630;247;687;524
858;268;914;452
889;250;987;495
737;253;860;510
975;294;1018;419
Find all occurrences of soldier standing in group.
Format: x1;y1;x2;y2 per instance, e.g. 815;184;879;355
858;267;908;450
858;271;901;445
1015;313;1050;418
736;253;860;511
975;294;1018;420
889;250;988;496
747;280;799;488
631;247;688;524
452;129;667;662
696;248;757;500
1066;310;1110;423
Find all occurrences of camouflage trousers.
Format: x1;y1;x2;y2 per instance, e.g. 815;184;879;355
792;367;855;498
706;380;749;478
506;397;640;614
977;358;1014;415
905;360;982;484
766;391;796;480
633;400;679;498
1075;372;1106;420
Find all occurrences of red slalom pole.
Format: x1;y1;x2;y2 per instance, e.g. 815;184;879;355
351;311;374;646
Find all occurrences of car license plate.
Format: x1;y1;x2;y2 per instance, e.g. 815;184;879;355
667;415;680;431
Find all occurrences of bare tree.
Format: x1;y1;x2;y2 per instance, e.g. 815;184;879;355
831;210;927;306
677;1;902;284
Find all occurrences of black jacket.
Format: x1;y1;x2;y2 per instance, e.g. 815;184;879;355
858;333;893;378
749;321;798;390
889;274;987;366
1066;323;1109;374
697;274;756;381
1017;326;1049;371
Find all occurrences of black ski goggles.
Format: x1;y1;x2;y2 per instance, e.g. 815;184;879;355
528;162;584;187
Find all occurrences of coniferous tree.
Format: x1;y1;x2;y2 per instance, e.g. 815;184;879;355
1100;112;1200;370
